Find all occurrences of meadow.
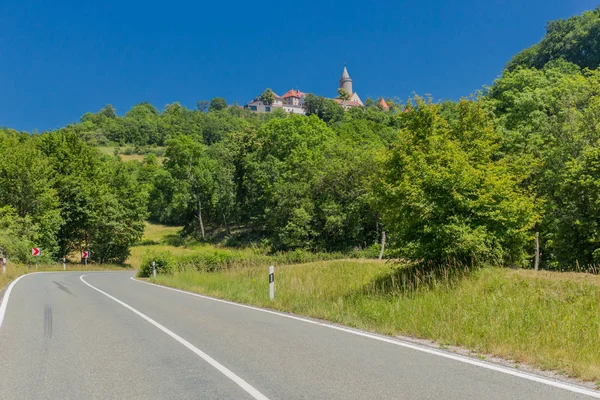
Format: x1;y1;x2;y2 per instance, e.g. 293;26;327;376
133;224;600;382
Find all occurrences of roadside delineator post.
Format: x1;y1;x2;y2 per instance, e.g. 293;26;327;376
152;261;156;278
269;265;274;301
62;257;66;271
1;257;6;274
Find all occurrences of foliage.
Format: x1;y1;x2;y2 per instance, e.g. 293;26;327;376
259;88;276;106
303;94;345;124
337;88;351;101
507;7;600;71
0;129;147;263
139;251;174;277
485;59;600;268
209;97;228;112
376;98;539;265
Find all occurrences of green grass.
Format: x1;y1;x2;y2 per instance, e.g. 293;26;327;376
128;222;192;268
130;222;358;273
149;260;600;382
96;146;165;164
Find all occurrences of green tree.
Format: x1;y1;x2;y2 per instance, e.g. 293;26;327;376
0;132;62;257
159;136;219;239
260;88;276;106
197;100;210;113
209;97;228;112
337;88;351;101
376;98;539;266
507;7;600;71
303;94;344;124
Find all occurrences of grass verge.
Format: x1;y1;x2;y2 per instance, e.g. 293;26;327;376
148;260;600;382
130;222;367;274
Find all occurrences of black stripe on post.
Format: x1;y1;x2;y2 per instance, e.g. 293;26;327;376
269;273;274;284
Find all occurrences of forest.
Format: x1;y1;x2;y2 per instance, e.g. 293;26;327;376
2;7;600;271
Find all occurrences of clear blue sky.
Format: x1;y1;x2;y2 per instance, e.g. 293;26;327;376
0;0;597;132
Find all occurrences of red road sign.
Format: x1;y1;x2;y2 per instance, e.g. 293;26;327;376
32;248;41;257
82;251;90;259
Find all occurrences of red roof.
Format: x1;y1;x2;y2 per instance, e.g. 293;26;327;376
379;98;390;109
282;89;306;99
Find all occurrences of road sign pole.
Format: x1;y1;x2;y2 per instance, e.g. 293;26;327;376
269;265;274;301
32;248;40;269
84;257;87;266
152;261;156;278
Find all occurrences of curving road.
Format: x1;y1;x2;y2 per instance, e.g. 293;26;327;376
0;271;598;400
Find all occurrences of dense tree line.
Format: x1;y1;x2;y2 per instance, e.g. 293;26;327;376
0;129;147;263
507;6;600;71
1;7;599;270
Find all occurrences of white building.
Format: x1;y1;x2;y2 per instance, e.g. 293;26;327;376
245;65;363;114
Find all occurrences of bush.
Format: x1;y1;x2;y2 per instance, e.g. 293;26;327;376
376;98;539;266
138;251;174;277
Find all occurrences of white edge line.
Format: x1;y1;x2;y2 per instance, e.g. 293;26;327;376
131;276;600;399
80;274;269;400
0;272;50;329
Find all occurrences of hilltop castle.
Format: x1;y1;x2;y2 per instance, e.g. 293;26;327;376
246;65;365;115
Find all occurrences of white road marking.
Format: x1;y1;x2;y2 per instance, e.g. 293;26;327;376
132;276;600;399
80;274;269;400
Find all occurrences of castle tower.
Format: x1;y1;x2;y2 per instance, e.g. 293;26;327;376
339;65;353;95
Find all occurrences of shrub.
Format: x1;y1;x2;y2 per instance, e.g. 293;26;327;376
138;251;174;277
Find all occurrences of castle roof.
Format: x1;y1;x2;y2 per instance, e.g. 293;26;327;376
341;66;350;80
379;98;389;109
282;89;306;99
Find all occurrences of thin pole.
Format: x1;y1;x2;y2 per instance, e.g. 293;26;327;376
534;232;540;271
378;231;386;260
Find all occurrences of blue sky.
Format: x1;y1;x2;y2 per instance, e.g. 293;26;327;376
0;0;597;132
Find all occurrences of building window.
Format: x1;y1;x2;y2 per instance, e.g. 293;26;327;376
249;106;257;111
265;106;271;112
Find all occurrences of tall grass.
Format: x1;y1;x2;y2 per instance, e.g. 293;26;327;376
132;222;365;275
151;260;600;382
137;247;354;277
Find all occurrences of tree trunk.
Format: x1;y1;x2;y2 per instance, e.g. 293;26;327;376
378;231;386;260
222;209;231;235
198;197;205;241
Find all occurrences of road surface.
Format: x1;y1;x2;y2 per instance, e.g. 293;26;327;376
0;271;597;399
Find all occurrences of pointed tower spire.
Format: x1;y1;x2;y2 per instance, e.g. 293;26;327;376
339;64;353;95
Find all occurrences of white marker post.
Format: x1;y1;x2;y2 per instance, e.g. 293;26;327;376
269;265;274;301
1;257;6;274
62;257;66;271
152;261;156;278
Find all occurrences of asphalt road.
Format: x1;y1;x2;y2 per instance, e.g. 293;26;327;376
0;271;598;400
